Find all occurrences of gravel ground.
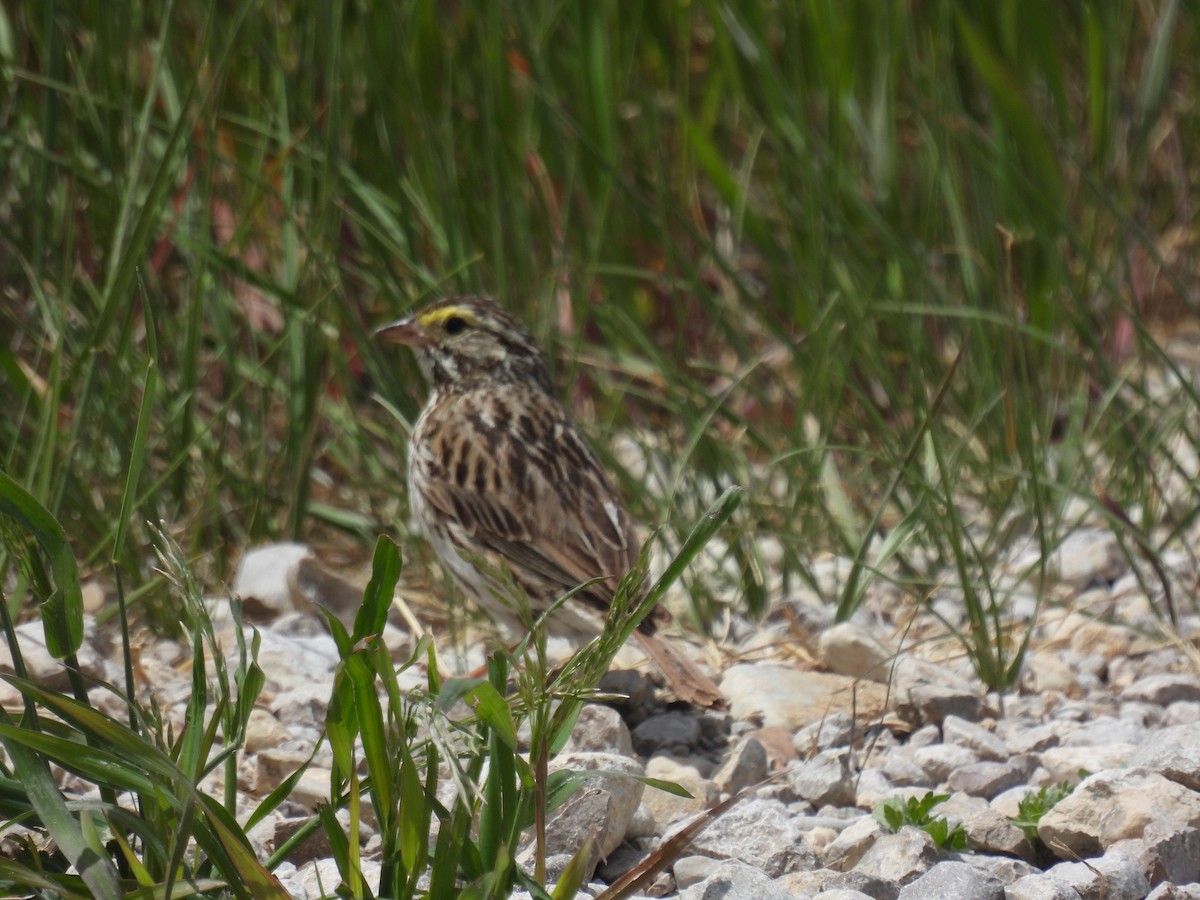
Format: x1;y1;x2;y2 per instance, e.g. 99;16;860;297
6;505;1200;900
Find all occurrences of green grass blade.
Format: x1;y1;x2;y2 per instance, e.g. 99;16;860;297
0;470;83;657
0;708;122;898
354;535;403;641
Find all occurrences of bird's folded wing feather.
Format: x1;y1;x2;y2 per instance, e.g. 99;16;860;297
416;420;637;603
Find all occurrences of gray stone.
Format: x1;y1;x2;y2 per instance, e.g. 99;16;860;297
1002;723;1062;755
1145;884;1200;900
960;804;1037;863
957;854;1040;884
678;860;795;900
1128;722;1200;791
990;784;1038;819
562;703;633;755
1123;673;1200;706
794;711;858;753
522;790;614;879
907;724;943;749
231;542;314;618
1137;821;1200;886
855;768;898;810
824;814;885;871
1040;744;1135;783
883;749;934;788
912;743;979;783
854;828;938;885
1120;700;1164;728
946;760;1028;799
1021;649;1081;696
244;708;290;753
297;857;381;899
673;855;722;889
1046;852;1149;900
680;797;819;877
1004;874;1084;899
1164;701;1200;726
893;656;985;725
597;668;655;709
256;627;341;697
631;710;702;754
533;751;644;872
270;682;335;727
821;869;902;899
712;736;769;795
896;860;1004;900
792;749;857;808
942;715;1008;761
772;866;829;897
293;553;370;629
1061;715;1150;747
0;616;111;693
936;790;988;822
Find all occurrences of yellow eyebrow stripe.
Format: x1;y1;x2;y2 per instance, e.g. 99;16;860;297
419;306;478;329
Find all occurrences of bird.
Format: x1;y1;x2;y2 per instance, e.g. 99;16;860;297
376;295;723;707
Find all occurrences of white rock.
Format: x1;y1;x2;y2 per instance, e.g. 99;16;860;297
244;708;290;753
720;664;887;731
232;543;314;616
638;755;716;831
818;621;896;683
0;616;110;691
296;857;380;898
1048;529;1123;588
1038;767;1200;858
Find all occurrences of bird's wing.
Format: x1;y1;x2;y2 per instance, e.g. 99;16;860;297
414;397;638;606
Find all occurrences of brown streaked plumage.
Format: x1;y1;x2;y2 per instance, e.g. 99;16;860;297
377;296;723;707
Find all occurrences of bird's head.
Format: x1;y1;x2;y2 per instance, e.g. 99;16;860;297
376;296;553;392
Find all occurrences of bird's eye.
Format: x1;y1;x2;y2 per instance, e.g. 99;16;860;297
444;315;468;336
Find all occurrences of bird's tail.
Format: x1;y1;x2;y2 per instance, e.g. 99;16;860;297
633;630;724;709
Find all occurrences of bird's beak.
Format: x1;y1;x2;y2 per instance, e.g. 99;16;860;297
374;315;429;347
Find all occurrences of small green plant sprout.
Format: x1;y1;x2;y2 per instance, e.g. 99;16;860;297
1009;776;1081;844
872;791;969;852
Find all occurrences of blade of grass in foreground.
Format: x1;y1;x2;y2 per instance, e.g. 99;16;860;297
0;704;122;898
0;470;83;659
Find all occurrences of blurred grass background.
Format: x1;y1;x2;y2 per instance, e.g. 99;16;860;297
2;1;1198;652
